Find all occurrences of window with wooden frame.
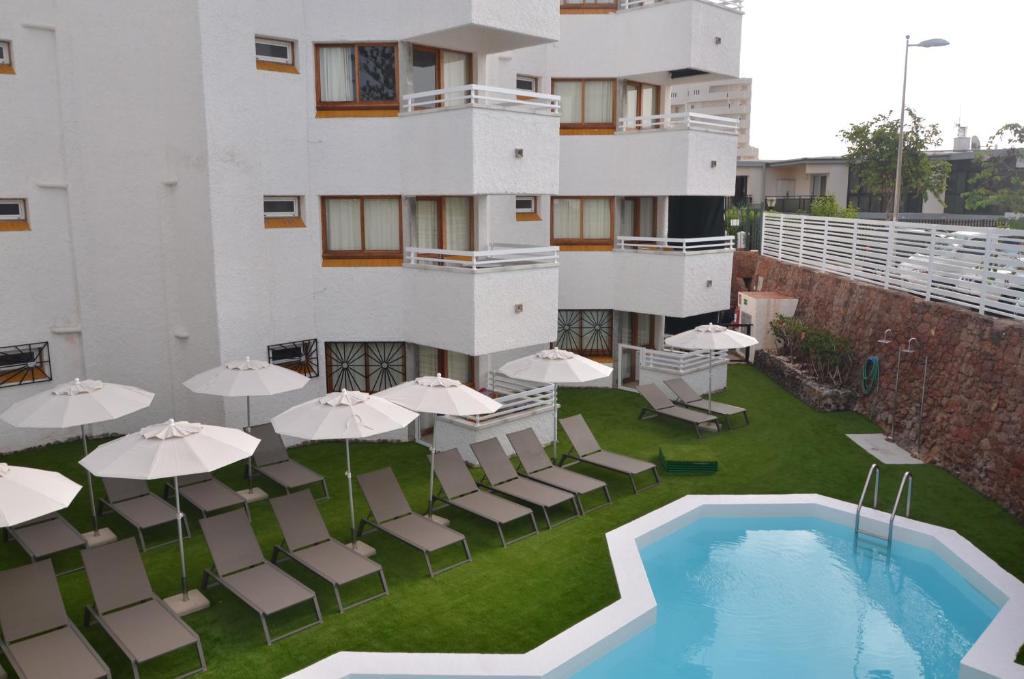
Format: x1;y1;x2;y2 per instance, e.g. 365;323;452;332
515;196;541;222
557;310;613;357
560;0;618;14
411;45;472;107
321;196;402;263
416;346;475;386
413;197;474;251
0;40;12;74
315;43;399;116
0;199;28;231
0;342;50;388
255;36;297;74
622;80;661;129
621;197;657;238
551;197;614;246
325;341;406;393
552;79;616;133
264;195;304;228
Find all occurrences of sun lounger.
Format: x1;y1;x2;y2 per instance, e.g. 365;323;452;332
356;468;471;577
664;377;749;428
98;477;189;551
164;472;249;519
470;438;580;529
430;449;538;547
249;423;328;500
269;490;388;612
4;513;86;575
559;414;660;494
637;383;721;438
82;538;205;679
199;509;322;645
507;428;611;512
0;560;111;679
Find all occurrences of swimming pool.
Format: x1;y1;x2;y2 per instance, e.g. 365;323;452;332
571;516;998;679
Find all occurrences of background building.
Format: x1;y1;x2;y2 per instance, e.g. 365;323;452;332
671;76;757;160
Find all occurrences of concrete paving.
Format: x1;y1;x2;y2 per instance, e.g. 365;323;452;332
847;433;923;465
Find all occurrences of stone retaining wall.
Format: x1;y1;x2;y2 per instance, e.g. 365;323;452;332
754;352;857;411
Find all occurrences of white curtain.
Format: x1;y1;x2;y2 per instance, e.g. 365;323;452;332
444;197;472;251
553;198;581;239
447;351;472;384
325;198;361;251
584;81;613;124
582;199;611;239
637;314;652;346
319;46;354;102
417;346;439;377
638;197;656;237
554;81;582;124
364;198;400;250
414;200;439;248
621;199;635;235
442;51;470;92
624;84;638;128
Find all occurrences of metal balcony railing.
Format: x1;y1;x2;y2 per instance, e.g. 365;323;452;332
403;85;561;115
615;235;735;253
620;0;743;10
616;111;739;134
445;373;556;426
404;246;559;271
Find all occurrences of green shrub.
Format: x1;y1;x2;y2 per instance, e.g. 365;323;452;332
810;195;859;218
769;315;854;387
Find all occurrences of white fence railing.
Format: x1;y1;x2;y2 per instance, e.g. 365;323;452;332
615;235;735;253
403;85;560;115
447;374;555;426
620;0;743;11
761;213;1024;320
405;246;559;271
616;344;727;389
617;111;739;134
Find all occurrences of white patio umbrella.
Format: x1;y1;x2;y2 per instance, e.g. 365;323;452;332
271;391;419;548
184;356;309;497
664;324;758;414
377;374;501;517
81;419;259;608
498;348;612;459
0;378;154;539
0;463;81;529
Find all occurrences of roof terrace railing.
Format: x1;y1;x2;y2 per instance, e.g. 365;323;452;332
404;246;559;271
620;0;743;10
403;85;561;115
615;235;735;253
616;111;739;134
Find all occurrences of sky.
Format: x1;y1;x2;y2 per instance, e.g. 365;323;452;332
739;0;1024;160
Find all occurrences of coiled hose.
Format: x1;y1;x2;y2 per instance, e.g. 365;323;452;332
862;356;880;396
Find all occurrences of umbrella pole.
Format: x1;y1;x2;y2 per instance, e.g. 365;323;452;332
551;383;558;462
245;395;255;492
173;476;189;600
80;425;99;535
427;442;436;517
345;439;356;543
707;351;713;415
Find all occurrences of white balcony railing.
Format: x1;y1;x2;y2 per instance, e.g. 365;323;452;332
615;235;735;253
616;111;739;134
403;85;561;115
404;246;559;271
620;0;743;10
447;373;556;426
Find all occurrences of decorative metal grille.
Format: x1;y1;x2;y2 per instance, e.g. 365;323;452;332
326;342;405;393
557;310;612;356
267;339;319;377
557;310;582;352
0;342;51;388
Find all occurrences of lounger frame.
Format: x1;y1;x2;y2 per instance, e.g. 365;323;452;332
249;423;330;501
98;479;191;552
162;473;250;519
664;377;750;429
508;428;612;514
637;384;721;438
559;415;661;494
3;513;86;575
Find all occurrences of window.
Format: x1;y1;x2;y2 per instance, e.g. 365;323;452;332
413;197;473;250
621;197;656;238
561;0;617;12
551;197;613;244
0;41;11;71
267;339;319;377
315;43;398;113
557;310;612;356
552;79;615;131
516;75;538;92
263;195;304;228
810;174;829;197
0;342;51;388
322;196;402;259
416;346;475;386
326;342;406;393
622;81;660;129
515;195;540;222
412;46;471;105
0;199;28;231
255;37;296;72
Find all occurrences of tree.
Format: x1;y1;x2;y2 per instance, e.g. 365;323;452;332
840;110;951;214
962;123;1024;225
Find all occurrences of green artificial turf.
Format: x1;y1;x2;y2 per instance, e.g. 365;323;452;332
1;364;1021;678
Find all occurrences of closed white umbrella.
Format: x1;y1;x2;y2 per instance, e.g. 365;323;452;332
664;324;758;413
184;356;309;500
498;348;612;459
0;463;81;529
271;391;419;552
377;374;501;519
81;419;259;612
0;378;154;542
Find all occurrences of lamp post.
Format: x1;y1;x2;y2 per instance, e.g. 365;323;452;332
892;35;949;221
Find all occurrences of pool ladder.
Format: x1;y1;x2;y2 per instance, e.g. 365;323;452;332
853;464;913;551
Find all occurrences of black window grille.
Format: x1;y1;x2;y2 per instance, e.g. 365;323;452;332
267;339;319;378
0;341;51;388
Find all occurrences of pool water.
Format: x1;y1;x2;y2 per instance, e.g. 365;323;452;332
571;517;998;679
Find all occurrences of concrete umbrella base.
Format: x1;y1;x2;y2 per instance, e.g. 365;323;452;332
345;540;377;558
81;527;117;548
163;590;211;617
237;487;269;504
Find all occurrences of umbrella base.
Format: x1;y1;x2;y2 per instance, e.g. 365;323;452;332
425;513;450;526
345;540;377;558
237;487;269;504
163;590;211;617
81;527;117;548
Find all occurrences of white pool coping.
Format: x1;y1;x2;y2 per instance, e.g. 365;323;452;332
287;494;1024;679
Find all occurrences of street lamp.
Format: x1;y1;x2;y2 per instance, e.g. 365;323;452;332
892;35;950;221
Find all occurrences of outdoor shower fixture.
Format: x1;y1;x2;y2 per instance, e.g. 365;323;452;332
887;337;918;442
877;328;894;345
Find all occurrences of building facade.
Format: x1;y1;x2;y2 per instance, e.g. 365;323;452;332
671;76;757;160
0;0;742;451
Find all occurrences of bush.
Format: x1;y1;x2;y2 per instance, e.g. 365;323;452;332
723;205;760;235
769;315;854;387
810;195;859;218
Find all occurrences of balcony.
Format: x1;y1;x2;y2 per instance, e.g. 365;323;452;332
401;0;559;53
559;236;734;317
402;246;560;356
559;113;738;196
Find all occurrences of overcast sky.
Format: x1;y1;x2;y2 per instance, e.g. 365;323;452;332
740;0;1023;160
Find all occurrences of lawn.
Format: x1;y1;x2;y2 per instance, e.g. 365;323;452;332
1;364;1022;678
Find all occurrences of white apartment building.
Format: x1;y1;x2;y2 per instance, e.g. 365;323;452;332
671;76;757;159
0;0;742;452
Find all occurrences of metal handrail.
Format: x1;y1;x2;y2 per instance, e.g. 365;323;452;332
853;463;879;538
615;235;735;253
404;246;559;271
887;472;913;547
403;84;561;114
616;111;739;134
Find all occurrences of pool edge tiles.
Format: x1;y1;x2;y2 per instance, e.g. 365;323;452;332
286;494;1024;679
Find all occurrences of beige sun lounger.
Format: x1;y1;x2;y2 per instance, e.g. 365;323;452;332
470;438;580;529
506;428;611;512
637;383;721;438
269;490;388;612
0;560;111;679
199;509;322;645
5;512;86;575
560;414;660;494
249;423;329;500
431;449;538;547
99;477;189;552
164;472;249;519
664;377;749;427
82;538;205;679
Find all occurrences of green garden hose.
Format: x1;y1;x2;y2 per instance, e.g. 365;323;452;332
862;356;880;396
